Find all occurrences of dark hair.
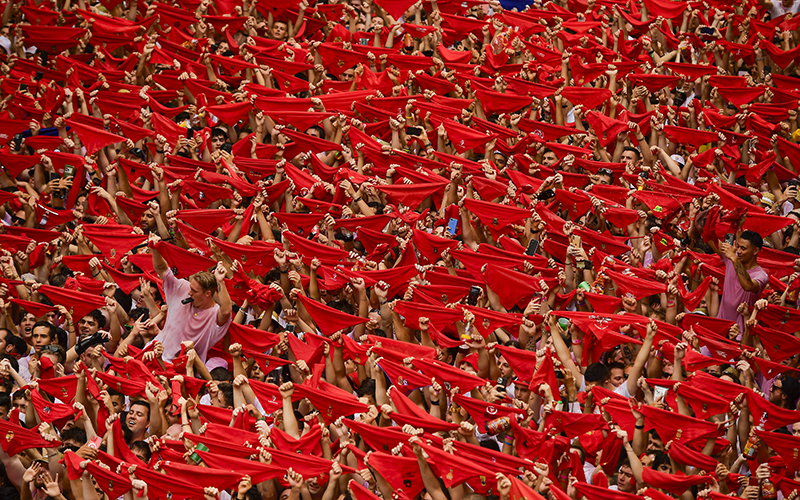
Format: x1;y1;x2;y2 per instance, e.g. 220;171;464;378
356;378;375;401
622;146;641;161
6;334;26;357
61;427;87;445
217;383;234;409
11;390;27;401
210;128;227;139
210;367;232;382
307;124;325;140
0;394;10;411
740;230;764;250
584;362;609;384
81;310;107;329
32;321;56;342
651;451;671;470
326;300;354;316
607;362;626;373
130;441;153;462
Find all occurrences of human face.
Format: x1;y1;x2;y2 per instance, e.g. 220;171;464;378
609;368;625;388
621;150;639;166
770;380;785;406
271;22;288;40
617;466;634;492
127;405;149;436
341;69;355;81
19;313;36;339
210;134;225;152
0;330;9;354
188;279;213;307
791;422;800;437
12;397;27;413
542;151;558;167
498;356;512;378
656;462;672;474
735;238;758;265
31;326;52;352
110;395;125;413
140;212;156;232
78;315;100;338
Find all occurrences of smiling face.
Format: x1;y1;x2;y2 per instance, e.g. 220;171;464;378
126;404;150;437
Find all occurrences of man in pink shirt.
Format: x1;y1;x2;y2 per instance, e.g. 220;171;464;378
709;230;769;334
150;243;233;362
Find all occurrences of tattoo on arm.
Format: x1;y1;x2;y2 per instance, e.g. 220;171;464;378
733;259;755;289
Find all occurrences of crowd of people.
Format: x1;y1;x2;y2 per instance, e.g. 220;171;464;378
1;0;800;498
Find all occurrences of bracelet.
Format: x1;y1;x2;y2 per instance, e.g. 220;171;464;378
503;435;515;445
156;149;164;154
379;300;387;305
405;115;413;119
635;424;644;429
430;399;440;405
280;268;288;274
666;301;676;307
576;299;586;306
572;338;582;345
92;270;100;277
647;50;654;55
353;196;362;202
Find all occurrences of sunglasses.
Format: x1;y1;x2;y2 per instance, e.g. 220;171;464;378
40;345;60;355
598;168;613;176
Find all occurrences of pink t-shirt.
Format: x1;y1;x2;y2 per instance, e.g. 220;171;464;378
155;270;231;362
718;256;768;335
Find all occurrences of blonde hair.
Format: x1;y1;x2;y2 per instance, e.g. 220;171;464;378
191;271;218;294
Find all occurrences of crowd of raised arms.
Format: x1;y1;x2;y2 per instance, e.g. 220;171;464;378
3;0;800;498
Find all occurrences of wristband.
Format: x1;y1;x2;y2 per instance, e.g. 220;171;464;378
635;424;644;429
430;399;440;405
572;338;583;345
576;299;586;306
503;435;515;445
280;268;288;274
156;149;165;154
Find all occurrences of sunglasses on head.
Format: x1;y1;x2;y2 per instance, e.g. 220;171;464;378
40;345;60;354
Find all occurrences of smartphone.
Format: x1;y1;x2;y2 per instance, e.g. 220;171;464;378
447;217;458;235
724;233;735;246
19;84;27;92
576;260;593;271
570;234;582;248
40;51;49;65
526;239;539;256
467;285;481;306
699;26;715;36
537;189;555;201
35;71;43;81
653;385;668;403
63;164;76;180
221;143;233;154
285;324;295;333
406;126;422;136
12;134;22;152
639;171;650;180
496;377;508;391
186;128;195;139
622;345;633;361
87;436;102;449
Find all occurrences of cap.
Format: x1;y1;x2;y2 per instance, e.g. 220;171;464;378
670;154;686;166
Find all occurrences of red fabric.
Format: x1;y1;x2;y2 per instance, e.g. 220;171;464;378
38;284;107;321
641;468;713;496
297;294;368;335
